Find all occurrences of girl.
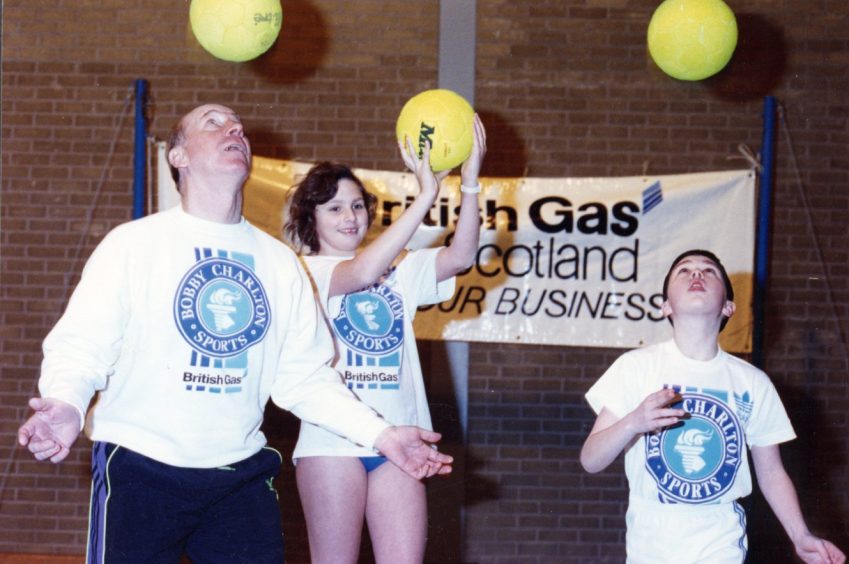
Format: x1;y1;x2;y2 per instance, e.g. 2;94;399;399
284;115;486;564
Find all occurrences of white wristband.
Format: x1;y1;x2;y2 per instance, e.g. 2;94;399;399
460;183;481;194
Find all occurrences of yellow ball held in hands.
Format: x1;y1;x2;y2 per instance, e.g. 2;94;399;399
647;0;738;81
190;0;283;62
396;89;475;172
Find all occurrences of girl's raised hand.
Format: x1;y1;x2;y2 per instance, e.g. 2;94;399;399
399;136;448;201
461;114;487;188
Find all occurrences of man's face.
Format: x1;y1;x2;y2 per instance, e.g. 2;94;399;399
174;104;251;181
661;255;734;322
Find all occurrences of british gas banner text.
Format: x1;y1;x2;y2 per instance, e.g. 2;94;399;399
223;157;755;352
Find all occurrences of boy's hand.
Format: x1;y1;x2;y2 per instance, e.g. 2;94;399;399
625;388;686;435
794;533;846;564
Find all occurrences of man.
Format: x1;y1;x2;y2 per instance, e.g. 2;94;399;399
580;250;844;564
18;104;451;563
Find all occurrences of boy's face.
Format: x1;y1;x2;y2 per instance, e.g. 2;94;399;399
661;255;735;324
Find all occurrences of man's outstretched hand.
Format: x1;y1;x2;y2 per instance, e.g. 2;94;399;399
374;426;453;480
18;397;81;463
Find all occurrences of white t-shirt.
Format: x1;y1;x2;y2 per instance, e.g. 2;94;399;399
39;206;390;468
293;248;455;459
586;339;796;508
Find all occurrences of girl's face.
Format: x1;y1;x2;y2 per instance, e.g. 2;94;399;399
313;178;369;256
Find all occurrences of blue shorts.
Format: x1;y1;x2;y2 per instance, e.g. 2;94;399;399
360;456;388;473
87;442;284;564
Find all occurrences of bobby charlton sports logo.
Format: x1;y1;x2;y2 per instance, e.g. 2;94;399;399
333;284;404;356
645;392;743;504
174;257;270;358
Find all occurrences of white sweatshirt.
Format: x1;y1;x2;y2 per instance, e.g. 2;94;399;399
39;206;389;468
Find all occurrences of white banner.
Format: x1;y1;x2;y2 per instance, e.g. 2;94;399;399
407;170;756;352
157;151;755;352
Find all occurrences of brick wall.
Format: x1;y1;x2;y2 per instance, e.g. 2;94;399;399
2;1;847;562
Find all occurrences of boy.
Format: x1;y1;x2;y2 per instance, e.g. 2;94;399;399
580;249;844;564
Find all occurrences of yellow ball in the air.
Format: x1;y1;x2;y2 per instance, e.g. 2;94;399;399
190;0;283;62
396;89;475;172
647;0;738;81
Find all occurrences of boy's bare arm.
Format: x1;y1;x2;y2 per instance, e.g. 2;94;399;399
751;445;846;564
580;388;684;473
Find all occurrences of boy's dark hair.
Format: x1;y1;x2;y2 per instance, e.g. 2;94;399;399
283;161;377;255
662;249;734;331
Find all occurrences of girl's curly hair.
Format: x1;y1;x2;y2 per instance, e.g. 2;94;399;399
284;161;377;255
